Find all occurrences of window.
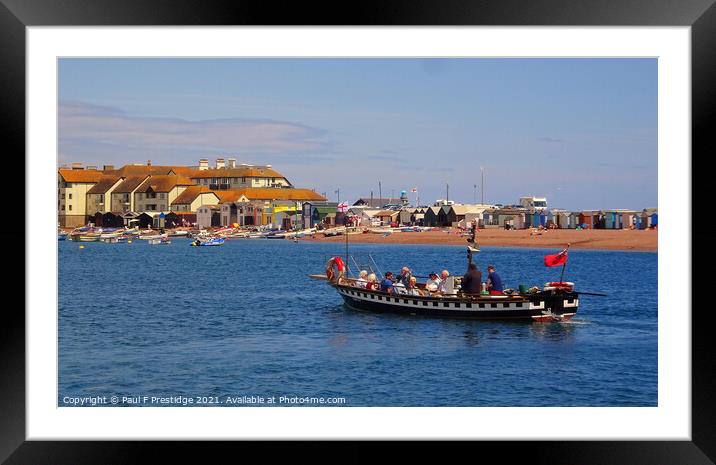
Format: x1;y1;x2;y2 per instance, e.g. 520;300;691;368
242;177;246;183
61;194;65;199
61;205;65;211
160;193;165;199
68;193;72;199
68;205;72;211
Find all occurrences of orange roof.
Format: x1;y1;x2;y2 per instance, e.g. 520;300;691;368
103;165;182;177
214;188;326;203
58;169;103;183
135;175;194;193
87;175;123;194
112;176;149;194
170;185;218;205
188;166;287;180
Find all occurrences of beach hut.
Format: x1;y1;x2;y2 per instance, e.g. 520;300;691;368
165;211;196;228
400;208;416;225
136;213;153;229
643;208;658;228
412;207;426;226
578;212;592;229
121;211;140;227
605;211;618;229
438;206;450;227
424;206;441;227
553;211;569;229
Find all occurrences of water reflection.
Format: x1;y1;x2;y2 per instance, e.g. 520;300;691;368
528;321;578;342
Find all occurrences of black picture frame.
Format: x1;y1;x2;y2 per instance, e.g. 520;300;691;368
2;0;711;463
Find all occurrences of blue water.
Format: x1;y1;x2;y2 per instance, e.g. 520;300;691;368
58;239;657;406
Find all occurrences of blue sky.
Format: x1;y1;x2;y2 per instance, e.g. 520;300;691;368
59;58;657;210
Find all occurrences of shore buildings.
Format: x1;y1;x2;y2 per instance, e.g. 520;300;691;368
58;159;326;228
59;160;657;231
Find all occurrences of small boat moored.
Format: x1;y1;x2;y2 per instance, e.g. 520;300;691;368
190;237;225;246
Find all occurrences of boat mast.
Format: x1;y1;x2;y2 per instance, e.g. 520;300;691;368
466;220;479;267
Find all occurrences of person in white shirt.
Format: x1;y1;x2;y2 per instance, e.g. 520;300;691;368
356;270;368;288
406;276;424;296
437;270;450;294
425;272;442;292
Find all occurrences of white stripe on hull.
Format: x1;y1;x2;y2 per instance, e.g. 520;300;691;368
337;288;555;313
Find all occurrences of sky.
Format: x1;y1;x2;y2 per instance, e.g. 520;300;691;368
58;58;657;210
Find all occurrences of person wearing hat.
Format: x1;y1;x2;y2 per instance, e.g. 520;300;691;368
425;272;442;292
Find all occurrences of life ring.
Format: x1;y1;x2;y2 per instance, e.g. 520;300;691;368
325;256;346;282
546;281;574;291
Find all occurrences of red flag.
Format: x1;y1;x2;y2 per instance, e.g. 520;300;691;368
544;248;568;267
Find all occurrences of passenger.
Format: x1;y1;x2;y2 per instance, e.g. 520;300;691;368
406;276;424;296
396;266;413;287
380;272;395;293
356;270;368;288
461;263;483;294
437;270;450;294
486;265;504;295
425;272;441;292
366;273;378;290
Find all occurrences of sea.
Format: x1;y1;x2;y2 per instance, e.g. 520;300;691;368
58;237;657;407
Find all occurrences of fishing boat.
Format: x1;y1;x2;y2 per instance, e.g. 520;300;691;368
75;233;101;242
138;232;167;240
309;223;601;322
168;230;189;237
265;230;288;239
149;236;171;245
190;237;225;246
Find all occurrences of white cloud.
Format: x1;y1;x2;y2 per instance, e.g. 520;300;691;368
59;101;331;164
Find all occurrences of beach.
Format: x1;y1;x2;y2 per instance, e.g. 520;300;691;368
310;228;658;251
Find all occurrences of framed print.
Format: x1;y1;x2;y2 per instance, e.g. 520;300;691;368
3;0;713;463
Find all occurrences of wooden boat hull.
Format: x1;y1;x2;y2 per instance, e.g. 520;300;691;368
332;284;578;321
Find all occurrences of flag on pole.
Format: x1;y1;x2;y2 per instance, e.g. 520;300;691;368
411;187;417;193
544;247;568;267
337;202;349;213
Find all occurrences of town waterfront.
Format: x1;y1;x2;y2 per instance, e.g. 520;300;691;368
59;239;657;406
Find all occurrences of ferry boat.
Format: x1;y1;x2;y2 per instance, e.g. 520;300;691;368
309;223;596;322
312;271;579;322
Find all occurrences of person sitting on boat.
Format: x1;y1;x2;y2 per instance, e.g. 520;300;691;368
436;270;450;294
356;270;369;288
406;276;424;296
396;267;413;287
380;272;395;293
486;265;504;295
425;272;441;292
461;263;483;294
366;273;378;290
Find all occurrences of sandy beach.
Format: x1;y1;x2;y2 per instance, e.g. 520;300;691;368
310;228;658;252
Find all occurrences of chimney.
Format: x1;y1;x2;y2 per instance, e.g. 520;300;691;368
103;165;115;171
71;162;84;170
199;159;209;171
216;158;225;169
227;158;236;168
